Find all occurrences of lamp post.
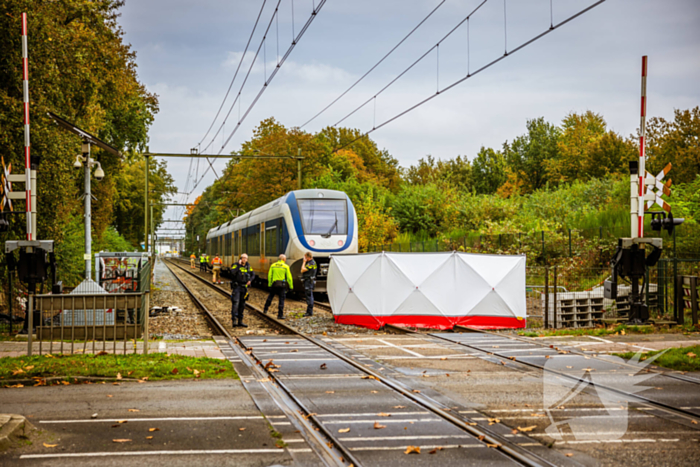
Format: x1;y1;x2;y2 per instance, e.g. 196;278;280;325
73;140;106;279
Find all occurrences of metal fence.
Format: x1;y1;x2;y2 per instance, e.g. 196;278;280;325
30;292;148;356
4;259;151;355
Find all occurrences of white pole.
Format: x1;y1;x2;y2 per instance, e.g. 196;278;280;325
84;143;92;279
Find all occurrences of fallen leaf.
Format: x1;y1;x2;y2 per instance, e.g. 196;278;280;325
518;426;537;432
378;412;391;417
60;381;70;385
530;414;546;418
412;389;420;393
691;420;698;425
393;405;406;409
112;439;132;443
127;371;134;376
11;369;24;376
171;368;179;375
687;352;696;358
146;436;153;440
320;363;327;370
338;428;351;433
107;395;113;398
128;409;140;412
486;443;501;448
24;365;34;371
111;424;121;428
116;373;122;380
511;429;519;435
478;435;485;441
117;420;127;424
325;391;335;394
371;390;378;394
113;382;120;386
440;357;447;361
373;422;386;429
361;375;378;381
488;418;500;425
291;349;298;353
565;453;573;457
7;384;24;388
404;446;420;454
239;428;246;431
149;428;160;432
43;443;58;448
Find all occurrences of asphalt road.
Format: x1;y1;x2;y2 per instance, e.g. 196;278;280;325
0;379;299;467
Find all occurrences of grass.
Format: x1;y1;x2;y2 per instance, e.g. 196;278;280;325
0;352;237;385
615;345;700;372
517;323;700;338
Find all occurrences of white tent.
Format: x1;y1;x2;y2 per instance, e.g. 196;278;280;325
327;252;526;330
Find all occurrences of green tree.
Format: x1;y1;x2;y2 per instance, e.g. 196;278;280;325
0;0;159;282
472;147;507;194
548;111;606;184
504;117;560;192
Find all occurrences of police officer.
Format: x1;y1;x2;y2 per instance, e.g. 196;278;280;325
230;253;255;327
300;252;317;317
264;254;293;319
199;253;207;273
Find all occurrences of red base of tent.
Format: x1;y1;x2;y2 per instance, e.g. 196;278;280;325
334;314;526;331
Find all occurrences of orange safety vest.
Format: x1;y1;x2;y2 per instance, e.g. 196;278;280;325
190;254;196;259
212;257;222;265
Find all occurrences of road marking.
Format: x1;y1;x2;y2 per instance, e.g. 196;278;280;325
38;415;283;424
316;411;429;418
348;444;483;451
339;434;475;442
376;339;424;357
21;448;312;459
587;336;656;352
322;418;441;425
560;438;681;444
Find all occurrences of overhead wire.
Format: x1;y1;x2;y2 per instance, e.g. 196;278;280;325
217;0;329;154
298;0;447;129
331;0;608;153
196;0;269;149
333;0;488;128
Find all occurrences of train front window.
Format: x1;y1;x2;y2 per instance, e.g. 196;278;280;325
297;199;347;236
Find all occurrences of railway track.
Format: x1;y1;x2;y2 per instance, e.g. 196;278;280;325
163;259;566;466
385;324;700;429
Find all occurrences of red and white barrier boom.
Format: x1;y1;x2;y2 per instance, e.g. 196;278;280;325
21;12;33;240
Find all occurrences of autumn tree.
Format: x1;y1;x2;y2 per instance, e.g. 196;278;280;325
0;1;160;281
646;106;700;184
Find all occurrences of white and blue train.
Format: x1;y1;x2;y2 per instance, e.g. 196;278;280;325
206;189;358;292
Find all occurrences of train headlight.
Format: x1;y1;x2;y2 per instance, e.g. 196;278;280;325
338;240;344;246
309;240;315;247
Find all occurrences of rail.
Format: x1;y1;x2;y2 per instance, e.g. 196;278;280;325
164;259;556;467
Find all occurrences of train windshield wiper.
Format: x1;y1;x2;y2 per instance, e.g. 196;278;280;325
321;213;338;238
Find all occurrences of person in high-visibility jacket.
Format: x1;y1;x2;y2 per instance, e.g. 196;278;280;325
264;254;293;319
190;253;196;269
199;254;207;273
211;255;223;283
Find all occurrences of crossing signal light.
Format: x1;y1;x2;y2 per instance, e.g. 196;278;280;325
650;211;684;235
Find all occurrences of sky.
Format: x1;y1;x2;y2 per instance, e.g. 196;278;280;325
117;0;700;238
